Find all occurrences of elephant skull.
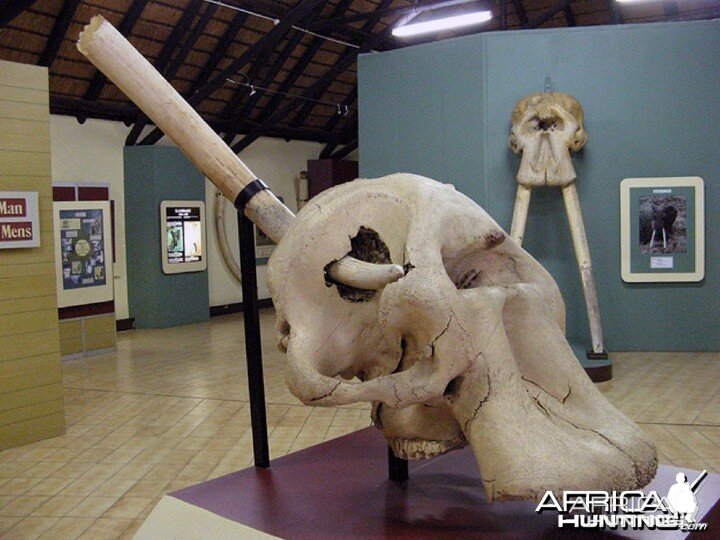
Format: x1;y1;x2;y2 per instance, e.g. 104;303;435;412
267;174;656;501
509;92;588;187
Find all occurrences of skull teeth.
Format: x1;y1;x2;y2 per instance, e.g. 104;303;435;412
389;435;467;460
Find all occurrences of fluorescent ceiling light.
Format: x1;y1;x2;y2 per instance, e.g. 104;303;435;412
392;11;493;37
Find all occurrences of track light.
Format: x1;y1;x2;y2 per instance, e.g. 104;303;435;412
392;11;493;37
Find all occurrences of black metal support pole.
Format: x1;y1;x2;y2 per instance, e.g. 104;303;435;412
237;211;270;469
388;446;408;481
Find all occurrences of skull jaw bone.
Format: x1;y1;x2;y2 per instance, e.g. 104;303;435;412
268;174;656;502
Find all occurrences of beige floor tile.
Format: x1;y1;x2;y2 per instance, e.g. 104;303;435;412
103;496;153;519
25;477;75;497
122;479;170;499
0;476;43;496
3;516;59;539
32;494;86;517
38;516;95;539
1;496;50;517
0;516;22;533
90;477;138;498
77;517;133;539
66;496;119;518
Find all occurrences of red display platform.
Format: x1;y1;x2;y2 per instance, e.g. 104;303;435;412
159;428;719;539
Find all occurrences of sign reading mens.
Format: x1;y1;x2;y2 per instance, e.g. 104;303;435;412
0;191;40;248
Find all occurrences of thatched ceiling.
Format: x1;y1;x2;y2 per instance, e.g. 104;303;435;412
2;0;718;158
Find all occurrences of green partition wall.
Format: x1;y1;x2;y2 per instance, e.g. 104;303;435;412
359;20;719;351
124;146;209;328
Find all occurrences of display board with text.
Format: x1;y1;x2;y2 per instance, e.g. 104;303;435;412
53;201;114;307
160;200;207;274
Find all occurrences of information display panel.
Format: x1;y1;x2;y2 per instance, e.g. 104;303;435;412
160;200;207;274
53;201;114;307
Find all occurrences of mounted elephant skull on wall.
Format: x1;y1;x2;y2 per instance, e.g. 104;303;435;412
509;92;587;187
78;18;657;505
269;174;656;501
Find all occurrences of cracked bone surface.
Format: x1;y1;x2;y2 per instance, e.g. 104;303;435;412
509;92;588;187
269;174;656;501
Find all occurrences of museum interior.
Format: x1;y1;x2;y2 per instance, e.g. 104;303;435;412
0;0;719;538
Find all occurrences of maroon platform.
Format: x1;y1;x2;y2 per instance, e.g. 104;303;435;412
171;428;720;539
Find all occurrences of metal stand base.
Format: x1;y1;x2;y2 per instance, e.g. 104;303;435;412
237;211;270;469
388;447;408;481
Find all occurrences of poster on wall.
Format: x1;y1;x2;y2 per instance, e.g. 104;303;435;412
160;200;207;274
620;177;704;283
53;201;114;307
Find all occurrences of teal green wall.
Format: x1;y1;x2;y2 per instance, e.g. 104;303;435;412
124;146;209;328
359;20;719;351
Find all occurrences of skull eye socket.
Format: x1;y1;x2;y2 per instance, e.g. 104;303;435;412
324;226;392;302
528;115;564;132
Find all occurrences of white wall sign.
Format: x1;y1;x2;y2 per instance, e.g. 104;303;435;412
0;191;40;249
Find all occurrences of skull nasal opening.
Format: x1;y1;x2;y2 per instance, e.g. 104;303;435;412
324;226;393;302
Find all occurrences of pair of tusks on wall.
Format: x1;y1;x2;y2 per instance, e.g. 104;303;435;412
77;16;402;292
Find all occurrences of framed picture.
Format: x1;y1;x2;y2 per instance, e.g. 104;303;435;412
160;200;207;274
53;201;114;307
620;177;704;283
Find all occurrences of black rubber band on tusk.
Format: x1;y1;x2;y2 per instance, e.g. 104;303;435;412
234;178;269;212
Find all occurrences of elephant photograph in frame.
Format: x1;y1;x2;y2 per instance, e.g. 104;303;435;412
620;177;704;283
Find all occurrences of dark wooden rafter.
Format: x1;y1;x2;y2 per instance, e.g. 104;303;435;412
329;137;358;160
222;31;305;144
664;2;679;17
500;0;508;31
564;4;576;26
287;0;392;130
311;0;465;29
232;18;395;154
138;0;325;145
82;0;146;105
609;0;624;24
188;11;249;96
0;0;37;26
512;0;528;26
523;0;577;29
319;91;357;158
126;0;210;145
38;0;82;67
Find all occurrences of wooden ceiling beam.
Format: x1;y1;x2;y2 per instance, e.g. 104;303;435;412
311;0;468;29
127;0;211;145
188;11;249;96
328;137;358;160
609;0;625;24
523;0;577;29
38;0;82;67
564;5;576;26
511;0;528;26
82;0;146;105
664;2;679;17
0;0;37;27
286;0;391;130
138;0;325;145
222;31;305;144
231;21;394;154
318;91;357;158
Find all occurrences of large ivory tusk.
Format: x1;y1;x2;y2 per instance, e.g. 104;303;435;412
77;16;294;243
326;257;404;290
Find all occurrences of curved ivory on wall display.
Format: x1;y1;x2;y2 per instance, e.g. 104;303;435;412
509;92;606;357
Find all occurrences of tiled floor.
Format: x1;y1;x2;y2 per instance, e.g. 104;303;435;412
0;309;718;539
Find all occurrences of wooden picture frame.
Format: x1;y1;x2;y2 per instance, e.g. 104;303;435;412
620;177;704;283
